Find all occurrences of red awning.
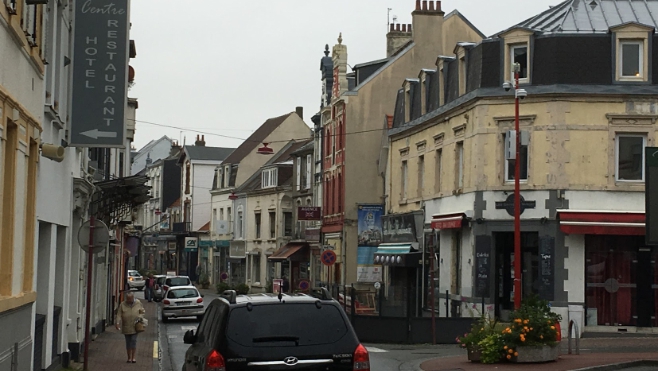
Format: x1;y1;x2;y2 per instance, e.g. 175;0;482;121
431;213;466;230
558;210;645;235
268;243;308;261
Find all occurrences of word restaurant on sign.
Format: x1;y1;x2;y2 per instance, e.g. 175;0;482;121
82;2;126;127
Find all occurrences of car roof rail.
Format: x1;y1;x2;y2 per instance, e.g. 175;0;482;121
221;290;237;304
310;287;332;300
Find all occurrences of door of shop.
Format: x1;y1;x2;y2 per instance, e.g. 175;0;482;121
585;236;657;327
494;232;539;319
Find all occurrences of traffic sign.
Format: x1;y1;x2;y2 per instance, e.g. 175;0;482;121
220;272;229;281
298;280;310;290
77;219;110;254
321;250;337;266
374;282;381;290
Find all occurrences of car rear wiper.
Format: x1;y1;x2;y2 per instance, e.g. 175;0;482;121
252;336;300;345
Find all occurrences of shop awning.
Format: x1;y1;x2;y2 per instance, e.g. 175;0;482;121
268;243;308;261
557;210;645;235
431;212;466;230
374;243;413;254
373;243;421;267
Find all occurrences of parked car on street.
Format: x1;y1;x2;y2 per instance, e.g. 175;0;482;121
182;288;368;370
162;286;205;322
153;274;167;302
162;275;192;292
127;270;145;290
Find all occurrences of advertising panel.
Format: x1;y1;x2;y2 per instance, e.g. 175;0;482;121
356;204;384;282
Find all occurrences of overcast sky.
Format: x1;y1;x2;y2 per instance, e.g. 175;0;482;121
128;0;563;151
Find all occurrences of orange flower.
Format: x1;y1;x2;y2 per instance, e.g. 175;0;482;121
530;327;533;331
508;349;514;354
504;346;508;350
514;318;522;323
507;355;512;360
523;319;529;324
550;326;556;330
523;326;529;331
514;352;519;357
540;335;544;339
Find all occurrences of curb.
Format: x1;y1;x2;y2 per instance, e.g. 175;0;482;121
571;360;658;371
153;305;161;371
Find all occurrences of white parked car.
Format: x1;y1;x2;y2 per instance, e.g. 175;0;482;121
127;270;145;290
162;286;205;322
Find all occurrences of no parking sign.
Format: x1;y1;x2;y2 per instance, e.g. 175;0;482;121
321;250;337;266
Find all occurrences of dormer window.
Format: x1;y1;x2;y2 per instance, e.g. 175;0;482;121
511;44;528;80
620;41;642;78
262;168;278;188
612;23;651;82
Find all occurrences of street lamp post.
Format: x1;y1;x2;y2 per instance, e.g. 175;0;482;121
512;63;522;310
503;63;525;310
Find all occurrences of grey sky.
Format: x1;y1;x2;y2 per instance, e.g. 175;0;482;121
128;0;563;151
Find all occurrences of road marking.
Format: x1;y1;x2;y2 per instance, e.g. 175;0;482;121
365;347;388;353
181;326;196;331
153;341;158;359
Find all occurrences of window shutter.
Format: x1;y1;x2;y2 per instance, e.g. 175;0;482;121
296;158;301;191
306;155;312;189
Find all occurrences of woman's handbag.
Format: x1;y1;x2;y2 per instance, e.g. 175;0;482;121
135;318;147;333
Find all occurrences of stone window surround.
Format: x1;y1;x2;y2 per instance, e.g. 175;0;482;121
612;23;653;83
501;28;533;85
606;113;656;186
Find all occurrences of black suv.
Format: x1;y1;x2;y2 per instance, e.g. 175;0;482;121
182;288;370;371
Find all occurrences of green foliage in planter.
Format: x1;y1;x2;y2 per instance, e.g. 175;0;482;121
199;273;210;285
500;295;562;351
457;314;499;349
234;283;250;295
477;333;504;364
265;280;273;293
216;282;231;294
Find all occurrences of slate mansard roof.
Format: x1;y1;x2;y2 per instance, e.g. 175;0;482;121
505;0;658;35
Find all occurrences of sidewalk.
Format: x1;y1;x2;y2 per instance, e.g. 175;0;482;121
71;297;159;371
420;339;658;371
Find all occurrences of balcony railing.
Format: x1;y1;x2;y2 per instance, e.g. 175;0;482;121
172;222;191;233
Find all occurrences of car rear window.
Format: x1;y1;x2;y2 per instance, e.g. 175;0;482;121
167;277;190;286
128;271;141;277
226;303;349;347
156;277;166;285
167;288;199;299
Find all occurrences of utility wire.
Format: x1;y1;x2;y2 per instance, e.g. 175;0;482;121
128;118;387;144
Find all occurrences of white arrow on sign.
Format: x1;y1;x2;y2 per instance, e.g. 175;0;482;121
80;129;118;139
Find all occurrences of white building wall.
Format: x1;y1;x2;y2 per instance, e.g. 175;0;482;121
566;190;644;211
130;137;172;175
191;161;220;231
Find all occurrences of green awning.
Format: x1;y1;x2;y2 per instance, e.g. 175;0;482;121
375;243;413;255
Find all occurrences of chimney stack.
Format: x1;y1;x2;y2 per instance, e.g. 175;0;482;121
296;106;304;120
195;135;206;146
411;1;445;51
387;19;413;57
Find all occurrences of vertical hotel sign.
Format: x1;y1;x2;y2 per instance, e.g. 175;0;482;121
70;0;130;148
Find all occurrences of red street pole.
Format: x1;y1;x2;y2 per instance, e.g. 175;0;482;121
513;64;522;310
83;216;95;371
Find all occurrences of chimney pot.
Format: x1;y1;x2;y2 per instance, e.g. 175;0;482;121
436;1;441;11
201;135;205;141
416;0;421;10
390;23;394;32
422;1;428;10
402;24;407;32
396;23;401;31
296;106;304;120
408;24;412;32
429;1;434;10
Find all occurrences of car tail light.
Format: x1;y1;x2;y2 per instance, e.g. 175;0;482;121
206;349;226;371
197;297;203;303
353;344;370;371
163;299;170;305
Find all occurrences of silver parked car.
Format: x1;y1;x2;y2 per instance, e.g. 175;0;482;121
153;274;167;302
161;286;205;322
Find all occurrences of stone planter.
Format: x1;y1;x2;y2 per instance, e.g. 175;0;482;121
467;346;482;362
511;345;559;363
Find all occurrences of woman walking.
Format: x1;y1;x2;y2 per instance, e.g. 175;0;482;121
115;292;145;363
